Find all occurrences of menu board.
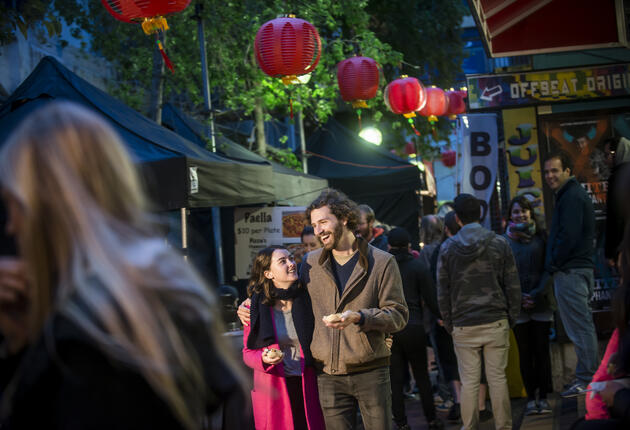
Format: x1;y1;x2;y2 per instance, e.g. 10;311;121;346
234;207;307;279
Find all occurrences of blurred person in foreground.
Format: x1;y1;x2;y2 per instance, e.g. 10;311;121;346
388;227;443;430
437;194;521;430
243;246;325;430
0;102;242;429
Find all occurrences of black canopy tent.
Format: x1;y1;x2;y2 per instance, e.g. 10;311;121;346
162;103;328;206
307;119;423;244
0;56;275;210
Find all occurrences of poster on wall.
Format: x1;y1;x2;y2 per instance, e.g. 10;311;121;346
502;107;546;220
234;207;307;279
540;115;616;309
459;113;498;228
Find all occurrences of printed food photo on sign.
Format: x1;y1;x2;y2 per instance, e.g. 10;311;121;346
282;211;306;238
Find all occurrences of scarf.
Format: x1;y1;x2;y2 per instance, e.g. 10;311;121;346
507;220;536;243
246;282;315;366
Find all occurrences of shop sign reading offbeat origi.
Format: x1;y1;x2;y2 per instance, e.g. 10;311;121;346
467;63;630;110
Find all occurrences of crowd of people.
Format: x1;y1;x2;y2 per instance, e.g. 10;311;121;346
2;101;630;430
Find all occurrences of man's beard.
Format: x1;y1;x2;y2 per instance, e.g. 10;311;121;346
322;221;345;250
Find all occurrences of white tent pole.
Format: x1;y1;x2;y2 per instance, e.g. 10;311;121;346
180;207;188;261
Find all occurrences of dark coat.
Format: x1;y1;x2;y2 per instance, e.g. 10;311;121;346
0;313;239;430
389;248;440;325
545;177;596;273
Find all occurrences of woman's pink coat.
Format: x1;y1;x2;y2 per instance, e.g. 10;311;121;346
586;328;619;420
243;308;325;430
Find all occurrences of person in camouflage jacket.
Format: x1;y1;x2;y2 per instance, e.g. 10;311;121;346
437;194;520;430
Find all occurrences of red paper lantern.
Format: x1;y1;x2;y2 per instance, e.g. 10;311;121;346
446;90;466;116
337;56;379;108
384;76;426;117
255;16;321;84
441;150;457;167
101;0;191;73
418;87;448;122
101;0;190;24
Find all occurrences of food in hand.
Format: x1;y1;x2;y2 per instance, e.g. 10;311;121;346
323;311;352;324
264;348;284;360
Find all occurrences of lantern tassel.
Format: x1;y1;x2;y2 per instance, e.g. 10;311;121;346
408;118;421;136
357;109;362;129
157;40;174;73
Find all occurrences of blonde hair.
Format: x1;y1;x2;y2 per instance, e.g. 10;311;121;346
0;102;242;429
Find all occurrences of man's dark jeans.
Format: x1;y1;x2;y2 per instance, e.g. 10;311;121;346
317;366;392;430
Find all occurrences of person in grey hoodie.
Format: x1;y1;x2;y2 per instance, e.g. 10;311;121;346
437;194;521;430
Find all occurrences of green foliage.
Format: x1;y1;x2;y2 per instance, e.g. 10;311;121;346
267;147;302;171
0;1;65;45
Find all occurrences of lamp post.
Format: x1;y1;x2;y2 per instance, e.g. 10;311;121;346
194;2;225;284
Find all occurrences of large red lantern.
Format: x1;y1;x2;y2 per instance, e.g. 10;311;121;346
255;16;321;85
384;76;426;136
101;0;190;23
446;89;466;118
418;87;448;122
337;56;379;108
101;0;191;72
384;76;426;116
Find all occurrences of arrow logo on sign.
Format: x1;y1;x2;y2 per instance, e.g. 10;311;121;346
480;85;502;101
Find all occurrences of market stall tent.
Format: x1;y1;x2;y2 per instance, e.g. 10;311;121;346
0;56;275;210
307;119;423;243
162;103;328;206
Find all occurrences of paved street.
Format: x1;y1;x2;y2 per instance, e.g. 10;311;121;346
398;393;585;430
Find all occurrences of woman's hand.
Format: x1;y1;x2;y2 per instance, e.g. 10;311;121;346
0;257;29;353
522;293;535;309
237;298;252;326
261;348;283;365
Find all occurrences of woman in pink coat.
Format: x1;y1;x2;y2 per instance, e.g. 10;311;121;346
243;245;325;430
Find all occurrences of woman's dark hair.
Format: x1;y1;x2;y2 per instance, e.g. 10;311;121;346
506;195;544;236
247;245;287;306
305;188;360;232
300;225;315;242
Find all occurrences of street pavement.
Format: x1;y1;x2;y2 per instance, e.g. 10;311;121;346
396;392;585;429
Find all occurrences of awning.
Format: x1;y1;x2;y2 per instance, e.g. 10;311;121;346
469;0;627;57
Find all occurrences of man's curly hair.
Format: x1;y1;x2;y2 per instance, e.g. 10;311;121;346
305;188;360;232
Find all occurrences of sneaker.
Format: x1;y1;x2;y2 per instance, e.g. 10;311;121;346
524;400;538;416
479;408;493;422
538;399;552;414
428;419;445;430
395;424;411;430
447;403;461;422
561;382;588;398
436;399;454;412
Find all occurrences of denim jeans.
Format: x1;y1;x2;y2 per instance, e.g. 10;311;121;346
553;268;599;384
317;366;392;430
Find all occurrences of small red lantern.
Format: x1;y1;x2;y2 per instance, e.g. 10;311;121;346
384;76;426;117
418;87;448;123
101;0;191;73
255;16;321;85
446;90;466;118
441;150;457;167
337;56;379;108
